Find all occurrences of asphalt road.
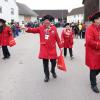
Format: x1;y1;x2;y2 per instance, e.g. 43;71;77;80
0;28;100;100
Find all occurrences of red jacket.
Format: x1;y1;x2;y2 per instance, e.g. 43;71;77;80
61;29;73;48
26;25;62;59
0;26;12;46
85;24;100;70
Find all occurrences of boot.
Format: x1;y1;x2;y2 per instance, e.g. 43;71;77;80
91;85;100;93
44;76;49;82
51;71;57;78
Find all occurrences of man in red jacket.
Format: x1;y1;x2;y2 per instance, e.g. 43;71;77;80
25;15;62;82
0;19;12;60
85;12;100;93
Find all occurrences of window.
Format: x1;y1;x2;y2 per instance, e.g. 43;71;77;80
0;7;2;13
74;15;76;18
11;8;14;15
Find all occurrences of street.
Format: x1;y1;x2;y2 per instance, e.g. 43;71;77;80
0;28;100;100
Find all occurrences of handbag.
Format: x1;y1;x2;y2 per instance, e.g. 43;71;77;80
8;36;16;47
57;50;67;71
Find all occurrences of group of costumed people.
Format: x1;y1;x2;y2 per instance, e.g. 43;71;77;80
0;12;100;93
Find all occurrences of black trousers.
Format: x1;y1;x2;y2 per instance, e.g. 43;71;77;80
43;59;56;78
75;33;78;38
64;48;73;57
82;32;85;39
90;70;100;86
2;46;10;58
79;30;82;39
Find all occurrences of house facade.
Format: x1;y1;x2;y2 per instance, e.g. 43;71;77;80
67;6;84;23
17;2;38;25
0;0;19;22
34;10;68;22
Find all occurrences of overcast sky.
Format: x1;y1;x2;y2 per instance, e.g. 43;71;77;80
16;0;83;11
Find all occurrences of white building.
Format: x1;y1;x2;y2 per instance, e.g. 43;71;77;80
0;0;19;22
17;2;38;25
67;6;84;23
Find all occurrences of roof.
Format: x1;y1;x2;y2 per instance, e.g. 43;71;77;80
17;2;38;17
68;6;84;16
34;10;68;18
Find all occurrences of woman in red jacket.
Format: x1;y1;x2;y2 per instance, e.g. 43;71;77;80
0;19;12;60
61;23;74;60
25;15;62;82
85;12;100;93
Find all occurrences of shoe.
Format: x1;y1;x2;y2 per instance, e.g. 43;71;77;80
64;56;66;58
2;55;10;60
91;86;100;93
71;56;74;60
51;72;57;78
53;73;57;78
44;77;49;82
6;55;10;59
2;57;7;60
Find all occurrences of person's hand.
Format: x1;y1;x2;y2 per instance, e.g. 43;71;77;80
60;48;63;52
20;27;25;30
20;27;28;31
58;48;63;57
